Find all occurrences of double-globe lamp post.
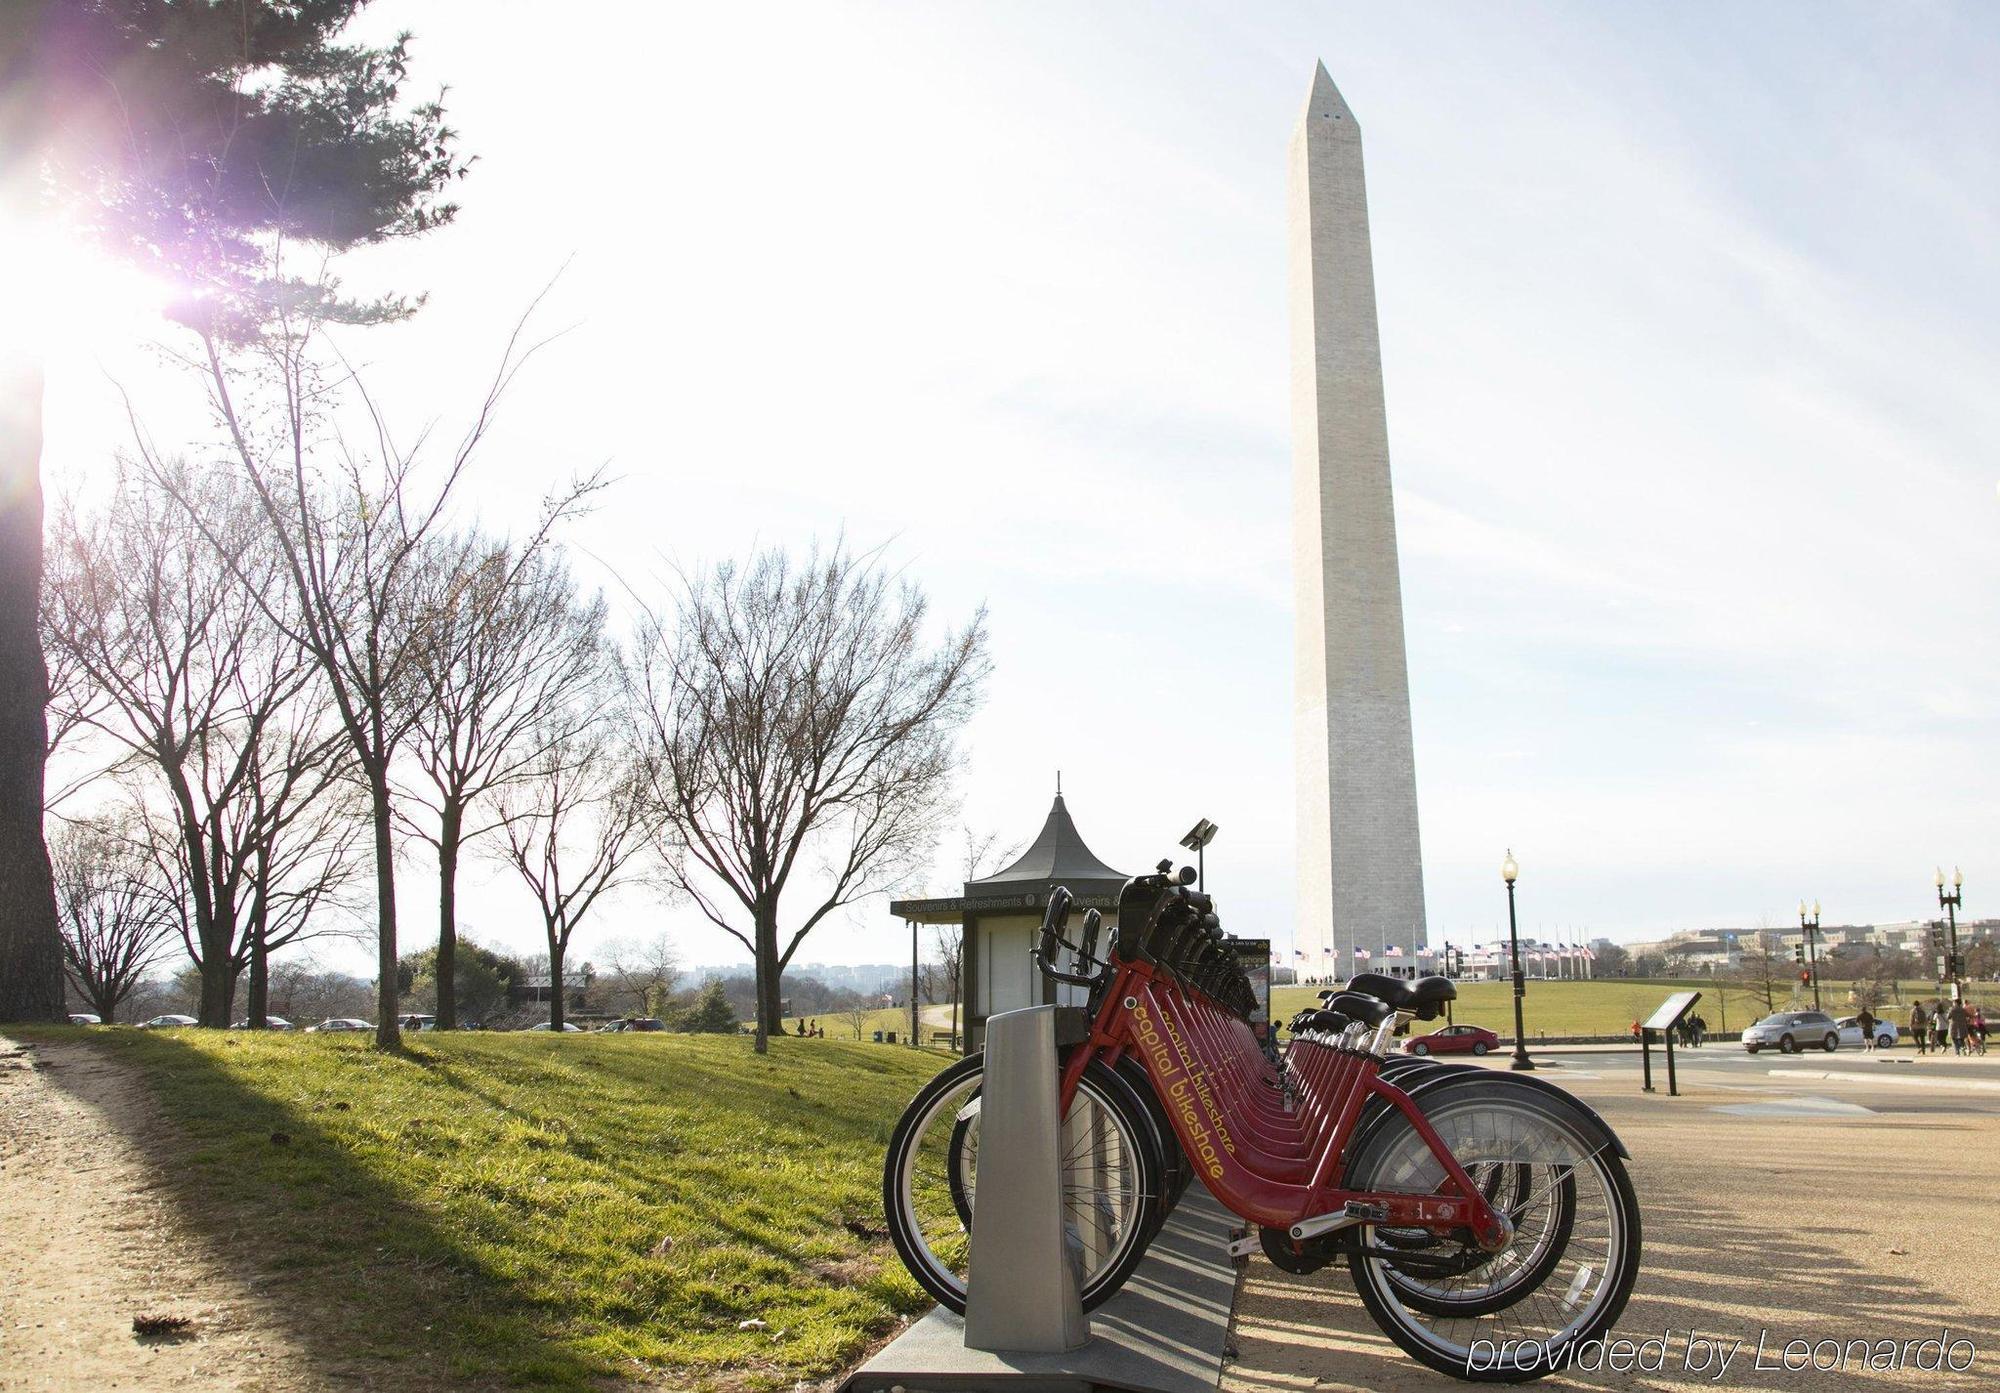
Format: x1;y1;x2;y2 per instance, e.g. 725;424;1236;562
1502;850;1533;1071
1937;866;1964;1004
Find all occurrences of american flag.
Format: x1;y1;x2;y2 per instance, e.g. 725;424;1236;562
1384;945;1404;957
1294;949;1304;959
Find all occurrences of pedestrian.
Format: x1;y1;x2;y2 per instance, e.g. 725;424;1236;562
1933;1001;1950;1054
1911;1002;1928;1055
1692;1013;1707;1047
1855;1006;1877;1052
1950;1001;1971;1057
1971;1007;1988;1056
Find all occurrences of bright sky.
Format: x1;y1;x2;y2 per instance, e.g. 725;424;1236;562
34;1;2000;977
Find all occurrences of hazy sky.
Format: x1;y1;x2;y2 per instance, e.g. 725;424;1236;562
34;1;2000;976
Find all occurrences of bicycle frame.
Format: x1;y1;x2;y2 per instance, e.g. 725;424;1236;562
1058;955;1510;1249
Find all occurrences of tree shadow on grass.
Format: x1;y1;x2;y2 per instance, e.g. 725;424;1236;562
30;1031;619;1393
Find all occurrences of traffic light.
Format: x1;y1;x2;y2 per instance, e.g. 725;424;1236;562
1793;943;1805;965
1799;970;1811;984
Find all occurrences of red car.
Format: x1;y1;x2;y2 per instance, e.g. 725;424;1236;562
1404;1024;1500;1057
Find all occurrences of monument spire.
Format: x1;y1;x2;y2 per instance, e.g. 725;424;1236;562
1290;60;1427;969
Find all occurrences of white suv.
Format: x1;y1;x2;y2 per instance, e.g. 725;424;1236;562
1742;1010;1840;1054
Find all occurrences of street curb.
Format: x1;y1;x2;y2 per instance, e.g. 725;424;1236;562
1772;1068;2000;1094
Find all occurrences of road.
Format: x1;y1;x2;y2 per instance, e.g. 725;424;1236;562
1522;1042;2000;1116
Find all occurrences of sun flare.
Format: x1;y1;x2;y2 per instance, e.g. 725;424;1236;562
0;203;180;360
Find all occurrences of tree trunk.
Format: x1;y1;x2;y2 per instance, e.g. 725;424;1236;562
368;766;401;1048
547;929;565;1033
199;952;234;1028
435;799;460;1029
0;351;63;1024
753;904;782;1052
247;916;269;1028
197;880;238;1027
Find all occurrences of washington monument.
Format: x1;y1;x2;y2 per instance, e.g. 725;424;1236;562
1291;61;1427;970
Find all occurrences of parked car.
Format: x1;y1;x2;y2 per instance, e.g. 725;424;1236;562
137;1014;197;1029
1403;1024;1501;1057
598;1018;667;1033
1741;1010;1841;1053
305;1017;374;1032
67;1013;101;1026
229;1016;294;1030
523;1021;583;1032
1835;1015;1898;1050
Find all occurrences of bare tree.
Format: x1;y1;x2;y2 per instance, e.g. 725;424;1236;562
52;815;175;1023
240;727;368;1028
928;925;965;1052
1734;929;1786;1015
179;284;600;1047
601;931;683;1018
39;581;109;809
399;533;608;1028
927;827;1017;1052
43;460;354;1025
494;720;653;1033
630;543;989;1053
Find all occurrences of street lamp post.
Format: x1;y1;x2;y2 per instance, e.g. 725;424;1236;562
1502;851;1533;1071
1797;899;1822;1011
1936;867;1964;1004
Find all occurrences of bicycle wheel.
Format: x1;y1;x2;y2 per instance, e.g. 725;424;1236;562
883;1053;1163;1314
1377;1160;1577;1317
940;1054;1186;1234
1341;1090;1640;1383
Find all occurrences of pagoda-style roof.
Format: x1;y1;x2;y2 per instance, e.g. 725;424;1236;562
888;793;1128;923
970;794;1124;890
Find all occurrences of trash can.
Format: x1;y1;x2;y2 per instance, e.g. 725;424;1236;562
872;1030;884;1043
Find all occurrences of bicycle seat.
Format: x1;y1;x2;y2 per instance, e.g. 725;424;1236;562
1345;972;1457;1020
1320;992;1394;1026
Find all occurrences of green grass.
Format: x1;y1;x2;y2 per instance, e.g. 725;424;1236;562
13;1027;948;1391
762;1004;958;1045
1271;977;1997;1039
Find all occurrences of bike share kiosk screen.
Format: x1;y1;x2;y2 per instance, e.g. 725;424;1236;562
1641;990;1701;1097
1229;936;1272;1048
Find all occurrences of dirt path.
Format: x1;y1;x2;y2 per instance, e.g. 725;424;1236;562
0;1034;318;1393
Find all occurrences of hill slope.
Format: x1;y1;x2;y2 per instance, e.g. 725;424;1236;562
13;1029;943;1391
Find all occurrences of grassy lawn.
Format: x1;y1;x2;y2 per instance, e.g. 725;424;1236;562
15;1027;948;1391
764;1004;958;1046
1271;977;1997;1039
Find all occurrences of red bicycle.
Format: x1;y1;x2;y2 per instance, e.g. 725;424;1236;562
884;857;1641;1383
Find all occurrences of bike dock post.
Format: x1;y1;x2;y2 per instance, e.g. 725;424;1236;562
962;1003;1090;1354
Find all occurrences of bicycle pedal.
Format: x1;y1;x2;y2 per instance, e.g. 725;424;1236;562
1343;1200;1391;1222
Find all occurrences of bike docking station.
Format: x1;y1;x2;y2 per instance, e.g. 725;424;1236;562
842;1003;1239;1393
1639;990;1701;1097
